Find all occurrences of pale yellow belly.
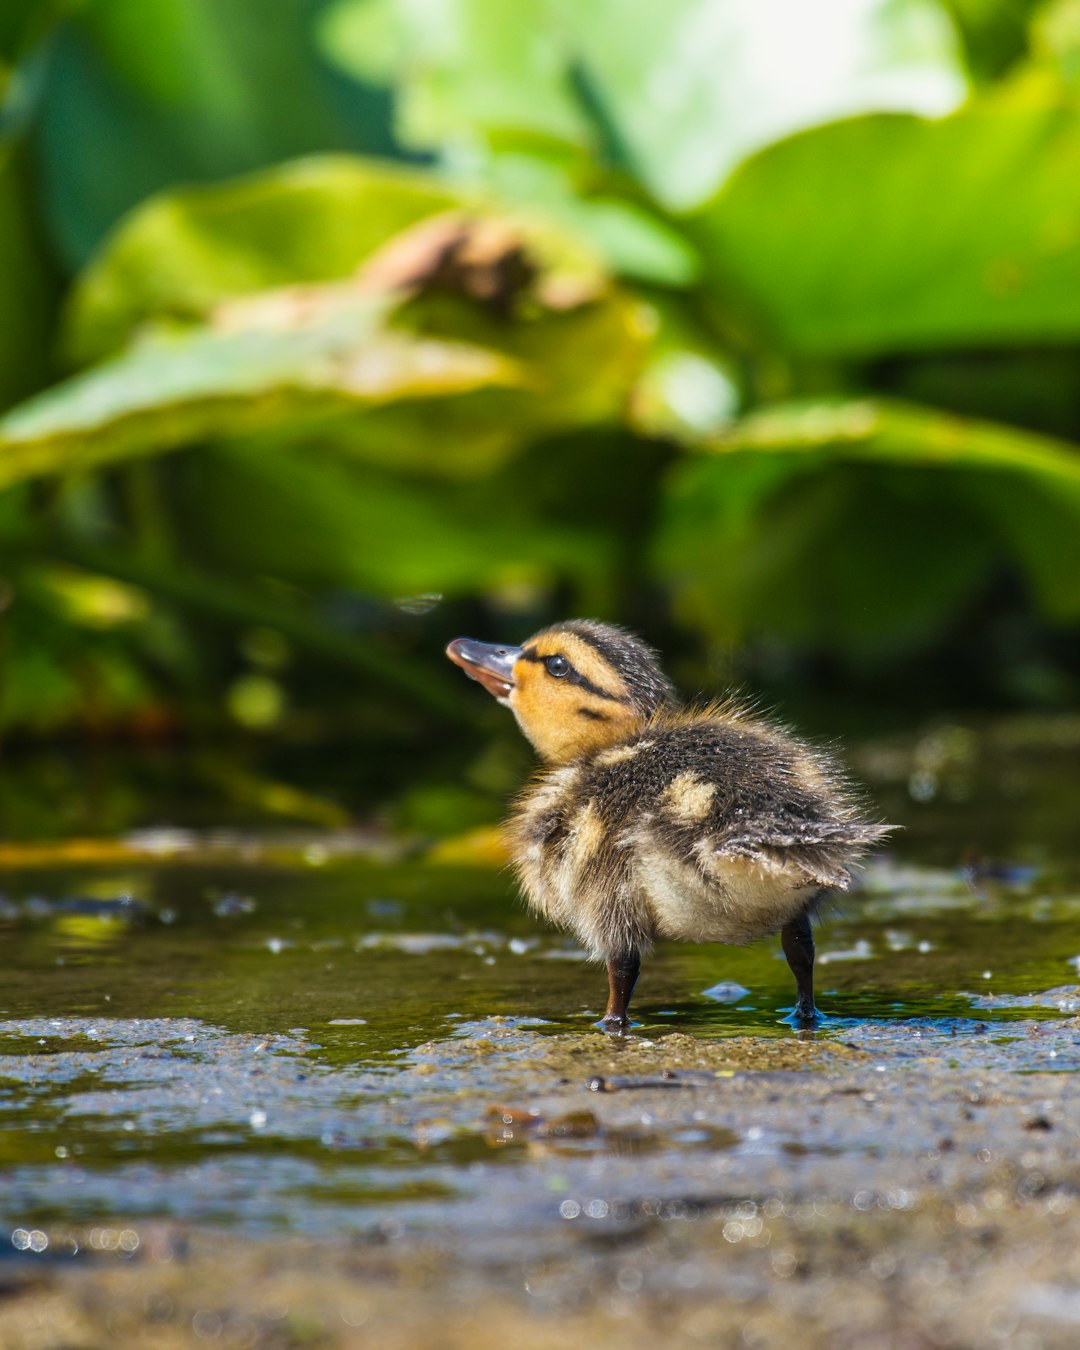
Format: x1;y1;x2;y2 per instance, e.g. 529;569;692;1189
637;850;817;945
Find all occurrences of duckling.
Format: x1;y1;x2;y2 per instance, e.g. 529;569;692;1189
446;620;891;1030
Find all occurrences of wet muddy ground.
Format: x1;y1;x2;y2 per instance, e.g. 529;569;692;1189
0;716;1078;1347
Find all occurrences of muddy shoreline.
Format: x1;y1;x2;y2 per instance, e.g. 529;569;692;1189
2;1013;1078;1348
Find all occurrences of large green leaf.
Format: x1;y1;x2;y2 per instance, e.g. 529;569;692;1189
329;285;650;475
319;0;589;150
320;0;966;210
0;291;529;489
710;397;1080;485
64;155;620;366
6;256;650;485
552;0;967;210
65;157;467;363
691;103;1080;358
656;398;1080;654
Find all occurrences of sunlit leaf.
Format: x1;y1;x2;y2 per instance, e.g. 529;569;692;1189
321;0;967;210
1029;0;1080;88
692;104;1080;357
65;157;466;362
319;0;589;149
555;0;967;209
0;291;529;490
708;397;1080;487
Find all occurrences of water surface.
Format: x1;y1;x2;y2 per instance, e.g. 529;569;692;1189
1;718;1078;1260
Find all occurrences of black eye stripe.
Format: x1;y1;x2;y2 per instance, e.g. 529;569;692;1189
519;648;629;704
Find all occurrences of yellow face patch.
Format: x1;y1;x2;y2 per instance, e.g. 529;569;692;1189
508;627;637;764
528;632;628;699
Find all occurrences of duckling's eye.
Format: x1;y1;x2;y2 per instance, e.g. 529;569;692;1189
545;655;570;678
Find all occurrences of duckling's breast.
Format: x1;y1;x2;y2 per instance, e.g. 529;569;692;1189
509;718;873;956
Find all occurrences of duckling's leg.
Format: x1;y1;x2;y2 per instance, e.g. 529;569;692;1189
600;951;640;1030
780;910;821;1028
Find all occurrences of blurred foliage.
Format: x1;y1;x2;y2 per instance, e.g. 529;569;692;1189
1;0;1080;830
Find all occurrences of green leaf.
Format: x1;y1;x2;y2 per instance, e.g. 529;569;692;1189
318;0;589;150
0;291;529;490
33;0;403;268
320;0;966;211
7;245;651;484
1029;0;1080;89
656;398;1080;654
554;0;967;210
65;157;466;363
332;286;650;475
691;103;1080;358
708;397;1080;486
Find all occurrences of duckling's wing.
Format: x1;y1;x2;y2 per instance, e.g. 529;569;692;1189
713;820;892;890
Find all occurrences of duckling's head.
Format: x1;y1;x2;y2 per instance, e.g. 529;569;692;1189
447;619;674;763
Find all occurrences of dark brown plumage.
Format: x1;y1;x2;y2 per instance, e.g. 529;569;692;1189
447;620;891;1030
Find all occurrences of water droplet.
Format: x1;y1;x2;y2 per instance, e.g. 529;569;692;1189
212;893;256;918
701;981;750;1003
192;1308;223;1339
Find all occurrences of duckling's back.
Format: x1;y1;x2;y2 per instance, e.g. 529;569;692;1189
508;710;888;959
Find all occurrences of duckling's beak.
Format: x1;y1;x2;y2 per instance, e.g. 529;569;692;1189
445;638;522;702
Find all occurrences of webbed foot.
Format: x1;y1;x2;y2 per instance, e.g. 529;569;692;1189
780;999;825;1031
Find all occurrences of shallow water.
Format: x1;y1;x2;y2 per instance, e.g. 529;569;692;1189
0;850;1077;1233
0;720;1078;1348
